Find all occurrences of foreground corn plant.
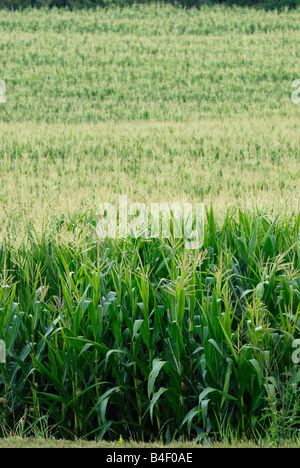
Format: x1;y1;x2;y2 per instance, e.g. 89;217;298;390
0;208;299;442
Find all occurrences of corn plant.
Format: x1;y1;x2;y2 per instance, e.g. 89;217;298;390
0;207;299;442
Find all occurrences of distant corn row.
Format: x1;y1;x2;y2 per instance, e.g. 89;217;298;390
0;207;299;442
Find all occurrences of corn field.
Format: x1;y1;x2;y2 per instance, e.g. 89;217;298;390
0;4;299;444
0;208;299;441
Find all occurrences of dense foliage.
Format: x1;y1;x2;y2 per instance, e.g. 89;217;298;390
0;209;299;442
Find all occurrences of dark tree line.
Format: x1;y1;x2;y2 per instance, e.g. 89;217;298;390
0;0;299;11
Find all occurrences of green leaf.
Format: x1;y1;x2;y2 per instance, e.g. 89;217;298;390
149;387;168;423
148;359;167;398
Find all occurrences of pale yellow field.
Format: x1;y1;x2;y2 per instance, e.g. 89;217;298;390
0;118;299;241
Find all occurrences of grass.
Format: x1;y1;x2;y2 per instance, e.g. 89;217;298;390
1;436;300;448
0;3;299;446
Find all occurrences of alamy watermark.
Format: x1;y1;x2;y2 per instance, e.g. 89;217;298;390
0;79;6;104
0;340;6;364
96;196;204;249
292;339;300;365
292;79;300;104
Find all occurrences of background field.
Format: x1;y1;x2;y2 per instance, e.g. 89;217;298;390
0;4;299;445
0;5;300;238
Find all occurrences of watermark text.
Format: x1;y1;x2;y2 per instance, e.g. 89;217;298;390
96;196;204;249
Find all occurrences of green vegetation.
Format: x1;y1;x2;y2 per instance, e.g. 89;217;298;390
0;5;299;236
0;4;299;445
0;209;299;442
1;6;300;124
